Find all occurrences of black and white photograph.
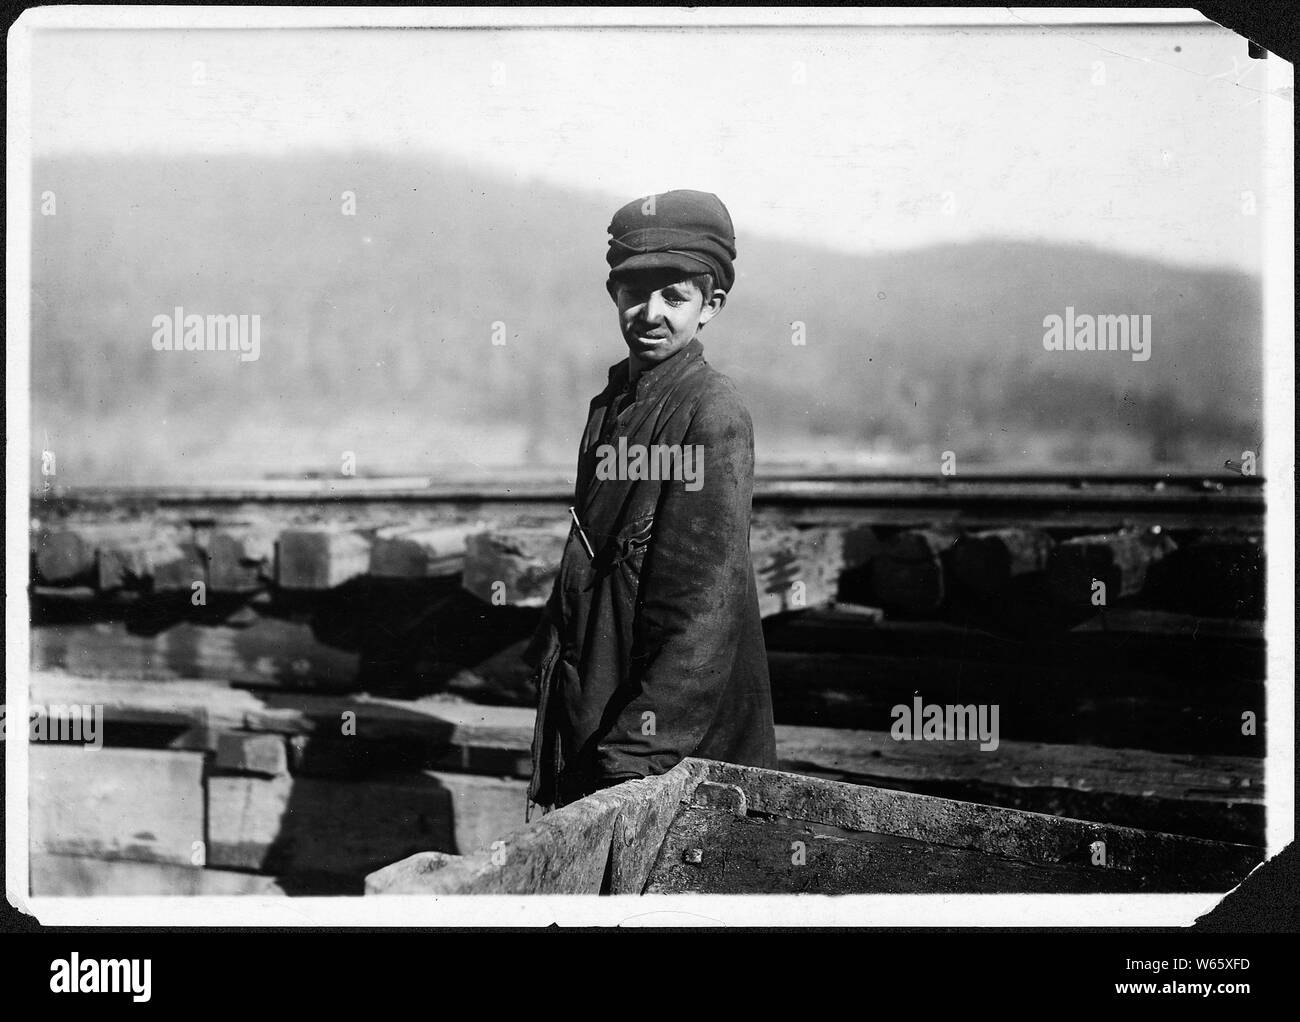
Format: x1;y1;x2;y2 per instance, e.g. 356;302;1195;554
4;6;1294;937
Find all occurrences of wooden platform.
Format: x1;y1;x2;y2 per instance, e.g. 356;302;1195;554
366;759;1262;896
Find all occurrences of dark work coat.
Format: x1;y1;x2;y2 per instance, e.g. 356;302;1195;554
525;335;777;811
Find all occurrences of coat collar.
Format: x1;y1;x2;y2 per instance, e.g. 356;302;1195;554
605;336;705;405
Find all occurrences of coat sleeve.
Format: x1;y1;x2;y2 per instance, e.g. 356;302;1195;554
595;383;757;781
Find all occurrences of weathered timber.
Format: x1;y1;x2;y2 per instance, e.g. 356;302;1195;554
606;763;701;894
370;524;476;578
31;669;534;760
869;528;962;615
775;724;1262;844
365;762;706;895
764;607;1264;682
461;521;879;615
950;527;1054;594
462;526;568;607
30;746;205;866
750;525;847;617
1047;528;1177;606
207;773;455;876
276;527;371;590
369;759;1259;894
34;523;157;585
96;536;206;593
700;761;1260;890
32;618;362;690
30;853;287;897
764;649;1263;755
645;805;1148;894
204;524;277;591
206;771;530;873
429;773;531;855
214;732;289;776
30;670;1263;841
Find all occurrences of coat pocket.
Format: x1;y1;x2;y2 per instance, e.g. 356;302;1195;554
611;510;655;580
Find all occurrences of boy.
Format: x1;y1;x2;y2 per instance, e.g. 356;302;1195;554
526;189;777;811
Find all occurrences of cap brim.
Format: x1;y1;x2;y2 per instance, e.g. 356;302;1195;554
608;250;714;281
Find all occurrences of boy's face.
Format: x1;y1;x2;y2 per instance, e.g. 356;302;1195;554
610;269;725;367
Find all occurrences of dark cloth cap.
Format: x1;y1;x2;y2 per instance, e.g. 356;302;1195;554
606;189;737;293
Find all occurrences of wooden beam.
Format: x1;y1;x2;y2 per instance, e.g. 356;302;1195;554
30;746;205;867
370;524;475;578
96;536;206;593
950;527;1054;594
870;528;962;614
204;524;276;592
33;618;363;690
29;670;1263;838
30;853;286;897
276;527;371;590
1047;529;1177;606
461;526;568;607
700;760;1261;887
34;523;156;585
364;762;706;895
207;773;455;875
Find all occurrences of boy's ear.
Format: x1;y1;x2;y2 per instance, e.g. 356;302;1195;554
605;278;620;301
698;289;727;327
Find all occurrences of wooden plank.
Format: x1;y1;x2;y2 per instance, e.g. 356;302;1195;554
870;528;961;614
204;524;276;591
207;773;454;876
699;761;1261;888
1047;529;1177;606
365;762;706;895
950;528;1054;594
764;649;1263;756
607;762;700;895
29;669;1263;829
750;525;851;617
30;670;535;749
461;526;568;607
32;619;362;691
96;536;206;593
29;853;286;897
276;527;371;590
30;746;205;866
427;773;531;854
775;723;1263;844
214;732;289;776
643;805;1149;894
34;523;155;585
370;524;475;578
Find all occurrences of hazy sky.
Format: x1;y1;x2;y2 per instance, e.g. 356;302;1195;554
30;21;1267;272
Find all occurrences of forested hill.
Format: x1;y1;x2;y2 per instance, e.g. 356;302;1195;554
31;152;1261;484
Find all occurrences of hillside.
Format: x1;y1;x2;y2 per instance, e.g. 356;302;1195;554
30;152;1262;485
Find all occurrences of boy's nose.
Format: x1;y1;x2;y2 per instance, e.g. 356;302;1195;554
641;292;666;321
